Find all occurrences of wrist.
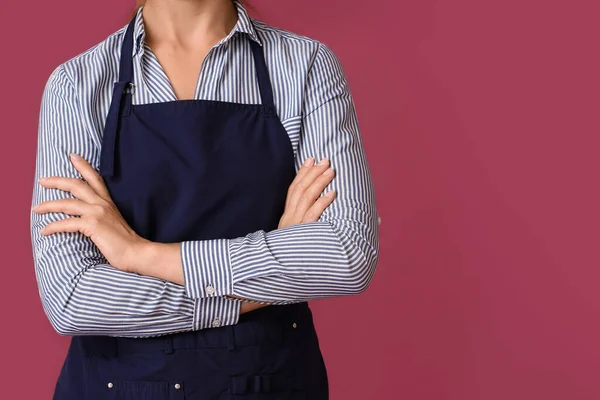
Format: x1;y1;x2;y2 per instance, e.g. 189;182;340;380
132;241;185;285
128;239;156;274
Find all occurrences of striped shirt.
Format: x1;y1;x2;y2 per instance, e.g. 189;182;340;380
30;0;379;337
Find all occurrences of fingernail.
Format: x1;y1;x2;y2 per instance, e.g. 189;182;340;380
303;157;314;166
70;153;82;161
317;157;329;165
31;205;38;211
39;177;48;183
327;190;336;197
324;168;334;176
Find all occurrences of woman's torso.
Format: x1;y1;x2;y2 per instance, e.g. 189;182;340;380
52;4;330;399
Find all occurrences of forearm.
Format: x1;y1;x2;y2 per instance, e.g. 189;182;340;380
32;234;241;337
32;210;242;336
137;204;377;304
234;218;377;302
181;208;377;303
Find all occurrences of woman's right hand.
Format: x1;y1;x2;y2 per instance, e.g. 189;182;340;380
239;157;336;314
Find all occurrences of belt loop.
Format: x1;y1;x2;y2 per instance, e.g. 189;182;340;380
164;335;174;354
228;325;236;351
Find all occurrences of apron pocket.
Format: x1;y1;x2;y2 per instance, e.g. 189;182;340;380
227;374;306;400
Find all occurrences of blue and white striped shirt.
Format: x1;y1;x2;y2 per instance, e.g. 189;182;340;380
31;1;379;337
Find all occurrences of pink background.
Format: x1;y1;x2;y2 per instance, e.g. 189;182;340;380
2;0;599;398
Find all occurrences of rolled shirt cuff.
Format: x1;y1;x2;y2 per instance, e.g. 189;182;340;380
181;239;233;299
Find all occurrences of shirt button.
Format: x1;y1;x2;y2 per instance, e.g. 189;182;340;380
107;382;114;389
212;317;221;328
174;383;181;390
378;216;382;225
206;285;216;295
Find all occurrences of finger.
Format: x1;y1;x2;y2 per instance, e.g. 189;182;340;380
288;157;331;209
40;218;85;236
33;198;91;217
293;167;335;219
292;157;316;186
302;190;336;223
69;153;111;200
39;176;99;204
285;157;315;209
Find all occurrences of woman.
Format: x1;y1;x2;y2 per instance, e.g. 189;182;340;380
30;0;379;398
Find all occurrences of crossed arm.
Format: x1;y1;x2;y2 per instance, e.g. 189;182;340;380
31;44;379;337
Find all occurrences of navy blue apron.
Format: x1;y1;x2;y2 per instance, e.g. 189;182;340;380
52;17;328;400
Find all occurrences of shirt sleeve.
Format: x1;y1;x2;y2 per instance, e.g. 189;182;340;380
31;65;241;337
180;43;380;303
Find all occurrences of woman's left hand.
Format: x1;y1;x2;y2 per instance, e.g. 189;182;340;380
33;153;149;273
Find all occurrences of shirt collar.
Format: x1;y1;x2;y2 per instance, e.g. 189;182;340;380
132;0;261;57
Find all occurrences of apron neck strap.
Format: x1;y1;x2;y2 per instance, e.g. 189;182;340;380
247;37;276;111
118;17;137;85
